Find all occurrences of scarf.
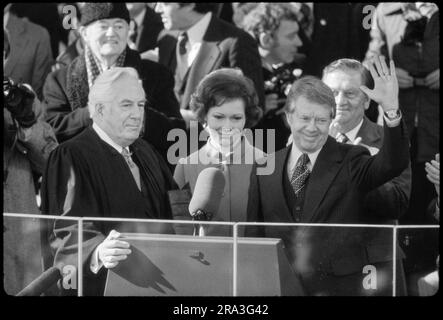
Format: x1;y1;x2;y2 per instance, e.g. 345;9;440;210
84;45;127;88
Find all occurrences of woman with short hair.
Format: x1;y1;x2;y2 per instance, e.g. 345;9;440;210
173;68;265;236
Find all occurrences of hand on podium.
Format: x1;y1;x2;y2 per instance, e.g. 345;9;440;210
96;230;132;269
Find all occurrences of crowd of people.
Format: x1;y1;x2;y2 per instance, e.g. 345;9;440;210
3;3;439;296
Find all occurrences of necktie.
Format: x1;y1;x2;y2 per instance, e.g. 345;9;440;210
336;133;350;144
178;32;188;55
290;153;310;197
121;148;141;190
176;31;189;85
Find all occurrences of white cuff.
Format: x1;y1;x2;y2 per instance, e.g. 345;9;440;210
90;246;103;274
383;114;402;127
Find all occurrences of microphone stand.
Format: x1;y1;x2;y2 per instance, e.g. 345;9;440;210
190;209;213;237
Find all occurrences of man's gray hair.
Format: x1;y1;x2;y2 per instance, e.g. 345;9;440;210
284;76;336;118
322;58;374;89
88;67;142;117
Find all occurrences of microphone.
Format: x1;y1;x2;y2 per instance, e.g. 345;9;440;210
188;167;226;236
16;267;61;296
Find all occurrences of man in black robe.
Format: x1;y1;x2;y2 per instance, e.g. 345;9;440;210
41;67;177;296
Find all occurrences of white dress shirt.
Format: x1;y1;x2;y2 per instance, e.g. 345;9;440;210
342;119;364;143
183;12;212;68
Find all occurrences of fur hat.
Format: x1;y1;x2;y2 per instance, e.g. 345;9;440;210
80;3;130;27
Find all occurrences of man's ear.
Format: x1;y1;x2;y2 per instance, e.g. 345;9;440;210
362;94;371;111
285;110;292;125
258;32;274;50
96;103;105;116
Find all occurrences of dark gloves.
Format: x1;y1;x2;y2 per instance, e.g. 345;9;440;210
4;80;37;128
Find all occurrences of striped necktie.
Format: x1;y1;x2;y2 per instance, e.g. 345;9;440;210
121;147;141;190
290;153;310;197
336;133;350;144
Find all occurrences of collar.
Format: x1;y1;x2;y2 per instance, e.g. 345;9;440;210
92;122;124;154
206;134;242;160
186;12;212;46
133;7;147;28
204;135;264;164
287;143;322;175
343;118;364;143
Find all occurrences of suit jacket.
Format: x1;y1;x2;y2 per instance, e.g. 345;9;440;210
356;117;411;221
40;127;177;295
158;15;265;115
247;121;410;295
301;3;371;77
135;6;164;53
365;4;439;163
5;13;53;100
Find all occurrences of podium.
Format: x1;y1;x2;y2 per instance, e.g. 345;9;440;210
104;233;305;296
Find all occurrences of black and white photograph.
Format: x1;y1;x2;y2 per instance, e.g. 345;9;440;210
3;1;439;308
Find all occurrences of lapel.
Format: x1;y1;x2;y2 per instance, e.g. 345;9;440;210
4;15;28;77
271;146;295;222
302;137;344;222
356;116;382;147
181;16;222;109
159;32;179;73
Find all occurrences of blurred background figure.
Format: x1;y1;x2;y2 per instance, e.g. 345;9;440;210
53;3;85;70
3;28;58;295
126;3;164;54
4;4;54;100
425;153;440;222
417;152;439;296
173;68;264;236
241;3;303;152
8;3;66;59
155;2;264;127
365;3;439;225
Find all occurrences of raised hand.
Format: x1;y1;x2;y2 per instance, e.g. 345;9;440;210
360;56;399;112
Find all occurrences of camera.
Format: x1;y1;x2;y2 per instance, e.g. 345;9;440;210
3;76;26;107
264;65;302;98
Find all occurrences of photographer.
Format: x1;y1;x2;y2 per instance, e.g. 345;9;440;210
3;28;58;295
241;3;303;152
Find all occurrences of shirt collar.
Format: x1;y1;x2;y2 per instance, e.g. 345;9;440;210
186;12;212;46
343;118;364;143
92;122;125;154
288;142;322;174
204;135;263;164
133;7;147;28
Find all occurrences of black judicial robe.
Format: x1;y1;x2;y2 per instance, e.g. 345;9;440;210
40;126;177;295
